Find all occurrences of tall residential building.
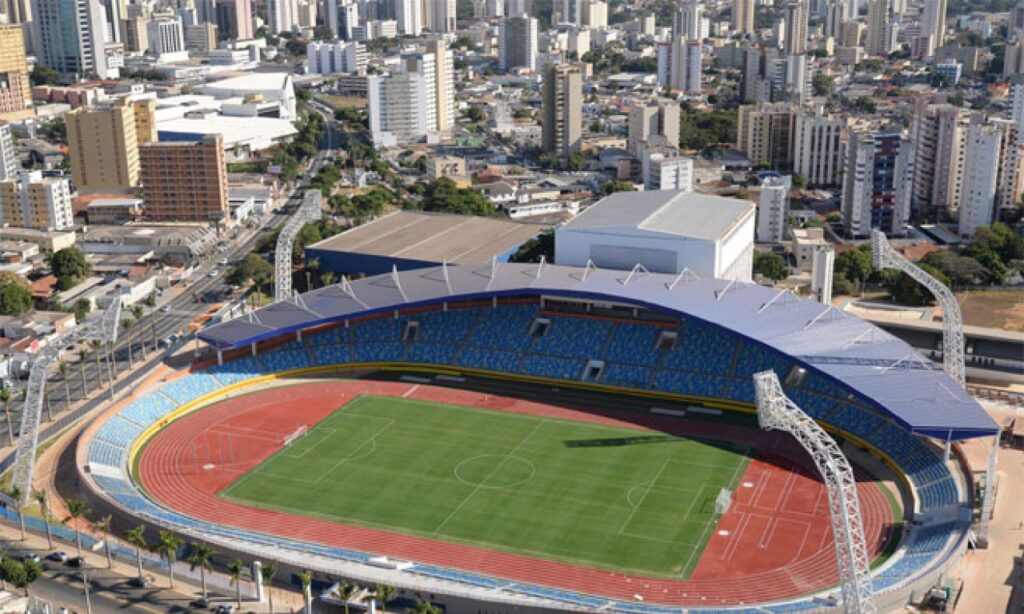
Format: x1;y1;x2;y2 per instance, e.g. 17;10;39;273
268;0;298;33
140;135;228;223
824;0;849;38
395;0;421;36
66;100;141;193
215;0;254;40
910;102;967;217
498;15;538;72
132;99;157;145
307;40;367;74
542;63;583;157
0;171;72;230
793;107;844;187
0;25;31;120
733;0;754;34
783;1;808;54
990;118;1024;213
757;175;789;243
425;0;455;32
327;0;359;39
958;120;1002;238
866;0;895;56
628;99;679;155
368;72;429;145
841;130;913;237
184;22;219;53
642;148;693;191
920;0;947;56
1009;74;1024;132
0;123;16;181
579;0;606;27
147;18;186;55
674;0;703;40
123;16;148;53
34;0;117;79
422;38;454;132
657;37;702;93
737;102;796;170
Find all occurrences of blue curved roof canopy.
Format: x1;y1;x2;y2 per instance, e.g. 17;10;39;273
198;262;998;440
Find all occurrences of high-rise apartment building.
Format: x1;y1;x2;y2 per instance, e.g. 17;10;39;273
0;171;72;230
628;99;679;155
66;100;142;193
910;102;967;217
542;64;583;157
958;120;1002;238
642;148;693;191
421;38;454;132
674;0;703;40
656;37;702;93
793;107;844;187
34;0;118;78
579;0;606;27
395;0;421;36
147;18;186;55
140;135;228;223
327;0;359;39
0;123;16;181
367;41;453;144
866;0;895;56
733;0;754;34
737;103;796;170
307;40;367;74
783;1;808;54
268;0;298;33
921;0;947;56
841;129;913;237
498;15;538;72
0;26;30;120
757;176;789;243
184;23;219;53
425;0;456;32
215;0;254;40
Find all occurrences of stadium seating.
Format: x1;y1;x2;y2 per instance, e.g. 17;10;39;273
161;373;223;405
209;357;265;386
601;363;650;388
260;349;311;373
414;309;480;343
352;317;404;342
87;440;127;468
453;347;522;373
530;316;612;359
652;370;731;399
405;342;459;365
94;416;143;448
661;320;738;375
825;403;887;439
312;343;351;365
354;342;404;362
604;323;665;365
461;304;538;351
520;354;582;380
120;394;178;426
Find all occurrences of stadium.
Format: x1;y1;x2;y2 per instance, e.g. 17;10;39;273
75;261;997;613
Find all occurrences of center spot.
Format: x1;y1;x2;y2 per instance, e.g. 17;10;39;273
454;454;536;489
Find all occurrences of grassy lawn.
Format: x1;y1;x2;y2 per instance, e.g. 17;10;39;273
958;290;1024;331
221;396;750;578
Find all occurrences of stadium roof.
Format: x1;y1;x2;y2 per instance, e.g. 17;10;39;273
561;191;753;241
306;211;547;265
199;262;997;440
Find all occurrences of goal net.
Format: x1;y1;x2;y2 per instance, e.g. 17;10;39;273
283;425;308;446
715;488;733;514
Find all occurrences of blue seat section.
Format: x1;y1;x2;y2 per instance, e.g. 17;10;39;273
784;389;837;420
260;350;311;373
413;566;510;590
826;403;886;438
270;339;305;352
93;475;135;495
909;522;956;554
651;370;730;399
734;342;793;379
601;363;649;388
454;347;522;372
918;478;958;508
405;343;458;365
872;425;948;486
312;344;351;365
462;304;538;351
415;309;480;343
530;317;612;359
94;416;143;448
307;327;349;346
661;320;737;374
161;373;222;405
208;357;265;386
352;317;403;342
354;342;404;362
505;584;610;609
120;394;178;425
800;372;849;399
87;440;127;467
604;323;664;365
520;354;581;380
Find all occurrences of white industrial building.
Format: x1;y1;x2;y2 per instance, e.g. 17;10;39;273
202;73;297;119
555;190;755;281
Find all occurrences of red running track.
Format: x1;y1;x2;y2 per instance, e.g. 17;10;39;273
137;380;896;607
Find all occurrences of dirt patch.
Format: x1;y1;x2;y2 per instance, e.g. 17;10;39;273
957;290;1024;331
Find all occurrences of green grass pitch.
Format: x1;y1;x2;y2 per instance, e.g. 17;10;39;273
221;396;751;577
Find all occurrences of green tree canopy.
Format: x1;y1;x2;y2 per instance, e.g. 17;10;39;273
882;263;951;306
418;178;493;216
602;180;635;195
49;247;91;291
752;251;789;281
228;254;274;287
0;272;32;316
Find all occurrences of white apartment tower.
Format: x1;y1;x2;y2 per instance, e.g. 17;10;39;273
657;38;702;93
921;0;947;56
368;41;453;145
842;130;913;237
306;40;367;74
642;149;693;191
793;107;844;187
0;171;73;230
628;100;680;155
268;0;298;33
0;124;16;182
866;0;895;56
674;0;703;40
757;175;789;243
499;15;538;72
910;103;967;217
783;1;808;55
396;0;422;36
958;120;1002;238
146;18;186;55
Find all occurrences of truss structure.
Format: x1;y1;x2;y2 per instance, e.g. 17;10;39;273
11;300;121;504
753;370;876;614
871;230;964;388
275;191;323;301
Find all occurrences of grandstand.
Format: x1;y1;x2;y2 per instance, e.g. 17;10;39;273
77;263;996;613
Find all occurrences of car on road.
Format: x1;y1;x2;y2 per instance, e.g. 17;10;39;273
65;556;86;568
208;270;219;277
47;551;68;562
21;553;40;564
190;597;210;609
214;605;236;614
127;576;148;588
218;258;229;266
159;305;171;313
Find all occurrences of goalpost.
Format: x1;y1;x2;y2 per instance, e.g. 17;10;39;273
283;425;309;446
715;487;733;515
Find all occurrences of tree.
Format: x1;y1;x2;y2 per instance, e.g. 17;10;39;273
93;515;113;568
65;498;90;555
792;173;807;189
261;561;278;614
49;247;91;291
187;542;217;600
375;584;397;613
834;246;874;284
510;229;555;263
122;318;135;368
229;254;274;288
72;298;91;322
76;349;89;397
419;178;494;216
677;105;737;150
298;569;313;613
567;152;585;171
33;490;53;549
227;560;247;612
811;72;833;97
0;272;32;315
332;581;359;614
0;388;13;445
58;361;71;411
409;599;442;614
882;263;951;306
130;305;146;360
155;530;183;588
9;486;25;541
124;525;148;581
30;65;61;86
752;251;789;281
1;557;27;595
465;106;486;122
602;180;635;195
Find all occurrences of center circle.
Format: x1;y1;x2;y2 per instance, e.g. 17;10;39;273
454;454;536;489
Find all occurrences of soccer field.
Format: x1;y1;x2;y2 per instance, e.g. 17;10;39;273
220;396;751;577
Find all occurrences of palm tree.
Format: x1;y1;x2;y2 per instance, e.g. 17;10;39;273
408;599;441;614
93;515;112;568
155;530;183;588
130;306;146;360
58;361;71;410
145;294;159;351
89;340;103;385
375;584;396;614
260;561;278;614
187;542;216;600
298;570;313;614
0;387;13;445
77;349;89;396
227;560;246;612
33;490;52;549
65;498;90;555
10;486;25;540
331;581;358;614
122;319;135;368
124;525;148;580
